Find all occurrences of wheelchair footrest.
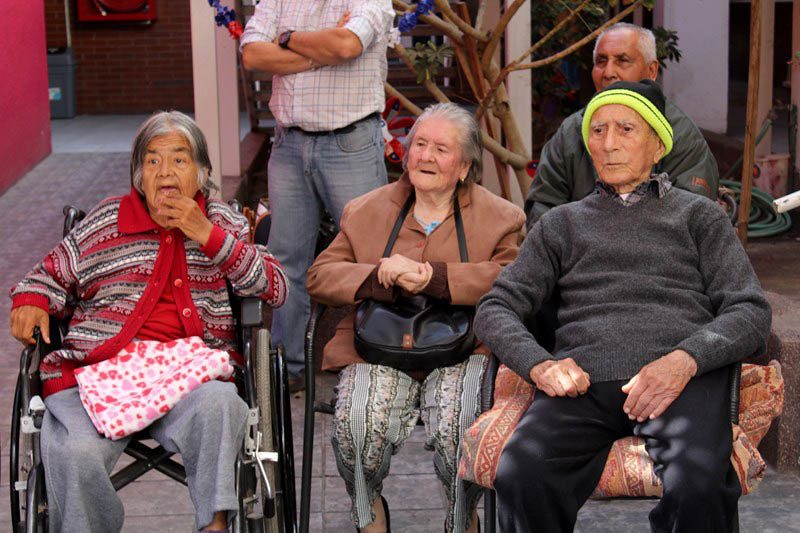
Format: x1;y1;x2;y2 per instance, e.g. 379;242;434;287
256;451;279;463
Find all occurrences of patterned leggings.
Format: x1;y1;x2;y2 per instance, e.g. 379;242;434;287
332;355;486;532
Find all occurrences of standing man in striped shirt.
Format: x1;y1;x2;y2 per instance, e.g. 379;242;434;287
241;1;394;389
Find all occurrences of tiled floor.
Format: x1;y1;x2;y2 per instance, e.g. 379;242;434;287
49;113;255;154
0;117;798;532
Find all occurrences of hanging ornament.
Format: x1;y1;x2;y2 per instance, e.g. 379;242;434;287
397;0;433;33
208;0;243;39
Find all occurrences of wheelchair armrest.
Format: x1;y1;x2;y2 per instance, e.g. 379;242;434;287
728;361;742;425
62;205;86;237
480;353;500;414
239;297;264;328
304;302;327;372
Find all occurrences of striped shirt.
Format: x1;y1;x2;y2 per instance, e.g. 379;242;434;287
240;0;394;131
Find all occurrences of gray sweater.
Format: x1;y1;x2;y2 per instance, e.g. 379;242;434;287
475;187;772;383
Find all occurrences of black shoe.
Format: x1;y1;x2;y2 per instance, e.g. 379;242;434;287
287;370;306;393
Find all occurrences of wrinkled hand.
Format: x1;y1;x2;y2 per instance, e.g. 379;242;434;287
10;306;50;346
621;350;698;422
395;262;433;294
156;193;214;245
529;358;590;398
336;10;351;27
377;254;423;289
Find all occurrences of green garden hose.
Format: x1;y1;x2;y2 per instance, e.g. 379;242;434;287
721;180;793;238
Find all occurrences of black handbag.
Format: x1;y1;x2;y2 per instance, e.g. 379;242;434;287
354;191;476;371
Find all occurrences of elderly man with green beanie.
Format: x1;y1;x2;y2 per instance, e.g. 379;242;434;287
523;22;719;231
475;79;771;532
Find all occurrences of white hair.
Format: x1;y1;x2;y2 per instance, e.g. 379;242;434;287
130;111;214;197
593;22;657;65
402;103;483;184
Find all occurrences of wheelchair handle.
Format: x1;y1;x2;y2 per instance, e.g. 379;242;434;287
62;206;86;237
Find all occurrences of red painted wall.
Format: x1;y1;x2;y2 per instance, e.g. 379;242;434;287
44;0;194;114
0;1;51;195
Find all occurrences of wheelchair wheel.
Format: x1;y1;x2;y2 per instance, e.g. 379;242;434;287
25;464;47;533
10;376;47;533
255;328;281;533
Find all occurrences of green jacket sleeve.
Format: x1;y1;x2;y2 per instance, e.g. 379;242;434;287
523;116;574;231
659;100;720;200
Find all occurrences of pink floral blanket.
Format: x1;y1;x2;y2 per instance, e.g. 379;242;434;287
74;337;234;440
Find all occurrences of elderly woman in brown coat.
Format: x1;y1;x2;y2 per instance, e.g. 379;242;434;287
307;103;525;533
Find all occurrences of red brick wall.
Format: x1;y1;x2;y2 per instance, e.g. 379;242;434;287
1;0;51;195
44;0;194;114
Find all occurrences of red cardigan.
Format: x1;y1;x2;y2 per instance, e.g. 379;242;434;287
11;189;288;397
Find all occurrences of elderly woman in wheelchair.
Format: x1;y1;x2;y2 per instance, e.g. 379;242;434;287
306;103;525;533
9;111;288;532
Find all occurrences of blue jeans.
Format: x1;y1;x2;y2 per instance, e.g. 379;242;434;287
267;116;387;374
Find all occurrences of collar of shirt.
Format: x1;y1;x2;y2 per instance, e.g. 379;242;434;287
118;187;207;234
594;172;672;206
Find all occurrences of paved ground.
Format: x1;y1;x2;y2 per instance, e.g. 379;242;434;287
0;116;799;531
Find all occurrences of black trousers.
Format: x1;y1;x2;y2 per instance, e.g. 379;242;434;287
494;366;741;532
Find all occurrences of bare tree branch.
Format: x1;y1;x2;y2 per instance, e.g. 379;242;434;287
510;0;643;71
509;0;592;67
480;0;526;71
433;0;489;42
478;0;643;114
481;131;529;169
474;0;489;31
386;81;528;171
385;82;423;115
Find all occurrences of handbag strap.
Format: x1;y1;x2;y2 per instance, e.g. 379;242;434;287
382;189;469;262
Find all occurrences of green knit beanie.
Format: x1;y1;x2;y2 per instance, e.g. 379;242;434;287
581;79;674;159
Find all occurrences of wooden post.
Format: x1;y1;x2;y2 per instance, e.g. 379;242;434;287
190;0;240;198
504;0;531;205
738;0;762;244
755;0;774;158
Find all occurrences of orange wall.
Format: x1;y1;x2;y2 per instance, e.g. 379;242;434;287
0;0;51;195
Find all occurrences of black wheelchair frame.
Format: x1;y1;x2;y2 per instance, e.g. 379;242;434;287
9;205;298;533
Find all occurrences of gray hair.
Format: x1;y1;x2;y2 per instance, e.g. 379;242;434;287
130;111;214;196
593;22;657;65
402;102;483;184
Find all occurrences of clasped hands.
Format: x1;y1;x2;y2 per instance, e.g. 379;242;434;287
377;254;433;294
529;349;698;422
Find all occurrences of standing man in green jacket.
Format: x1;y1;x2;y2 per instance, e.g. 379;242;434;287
524;22;719;229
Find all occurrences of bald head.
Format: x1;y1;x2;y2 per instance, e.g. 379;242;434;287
591;24;659;91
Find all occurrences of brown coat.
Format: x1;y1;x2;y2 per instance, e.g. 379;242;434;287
306;175;526;371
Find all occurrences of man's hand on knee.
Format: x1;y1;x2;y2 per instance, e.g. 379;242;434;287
529;358;591;398
621;350;698;422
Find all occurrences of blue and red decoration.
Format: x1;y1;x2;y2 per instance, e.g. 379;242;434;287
208;0;243;39
398;0;434;33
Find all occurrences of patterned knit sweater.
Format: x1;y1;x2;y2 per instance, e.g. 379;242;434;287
11;189;288;397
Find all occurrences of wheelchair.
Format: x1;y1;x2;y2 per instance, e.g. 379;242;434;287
9;205;297;533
